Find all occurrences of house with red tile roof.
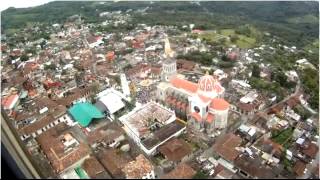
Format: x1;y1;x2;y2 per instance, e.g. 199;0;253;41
123;154;155;179
2;94;19;110
160;163;196;179
159;138;192;165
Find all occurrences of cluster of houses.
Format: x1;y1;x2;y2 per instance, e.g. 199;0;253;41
1;8;318;179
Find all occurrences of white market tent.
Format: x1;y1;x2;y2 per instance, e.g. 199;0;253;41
99;93;125;114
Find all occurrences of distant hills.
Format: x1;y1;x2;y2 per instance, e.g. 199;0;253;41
1;1;319;47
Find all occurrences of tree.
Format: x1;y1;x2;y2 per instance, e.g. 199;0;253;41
193;171;208;179
235;25;251;36
40;40;46;49
91;81;100;93
20;54;29;61
230;35;239;43
44;63;56;70
218;37;226;44
252;64;260;78
221;54;229;61
114;75;121;85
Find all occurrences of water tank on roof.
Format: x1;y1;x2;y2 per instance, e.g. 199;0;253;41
120;144;130;152
39;107;48;114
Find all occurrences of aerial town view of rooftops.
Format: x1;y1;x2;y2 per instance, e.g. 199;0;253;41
1;1;319;179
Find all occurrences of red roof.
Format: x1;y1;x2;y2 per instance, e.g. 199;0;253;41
191;112;202;122
95;36;103;41
207;113;215;123
170;77;198;94
192;29;203;34
227;52;238;61
198;94;212;103
211;98;230;111
213;82;223;93
106;51;115;61
2;94;19;109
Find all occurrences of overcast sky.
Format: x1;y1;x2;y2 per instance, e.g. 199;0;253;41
0;0;54;11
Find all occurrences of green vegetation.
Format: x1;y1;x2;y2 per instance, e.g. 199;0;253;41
198;31;225;44
197;28;257;48
287;14;319;24
293;105;311;120
299;68;319;110
271;127;294;145
193;171;208;179
271;70;296;89
281;149;294;171
251;64;260;78
20;54;29;61
249;77;286;101
43;63;57;70
177;51;216;66
221;28;257;48
2;1;318;48
114;75;121;85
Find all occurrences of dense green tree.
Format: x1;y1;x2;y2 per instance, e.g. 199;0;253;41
230;34;239;43
193;171;208;179
20;54;29;61
251;64;260;78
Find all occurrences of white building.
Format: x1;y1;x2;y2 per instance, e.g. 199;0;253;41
95;88;127;120
119;101;186;155
120;73;131;97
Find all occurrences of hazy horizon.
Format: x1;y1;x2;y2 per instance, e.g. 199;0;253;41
0;0;54;11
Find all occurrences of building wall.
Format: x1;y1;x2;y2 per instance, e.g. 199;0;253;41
211;108;229;129
122;120;186;156
141;170;155;179
156;84;169;102
161;62;176;82
20;114;72;140
60;155;90;175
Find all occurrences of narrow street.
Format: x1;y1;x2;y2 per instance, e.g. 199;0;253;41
261;77;301;114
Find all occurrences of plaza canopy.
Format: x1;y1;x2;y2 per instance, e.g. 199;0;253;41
98;93;125;114
68;102;105;127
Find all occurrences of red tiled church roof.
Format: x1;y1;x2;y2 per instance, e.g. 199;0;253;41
170;77;198;94
211;98;230;111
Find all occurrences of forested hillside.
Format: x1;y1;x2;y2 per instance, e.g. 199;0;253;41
1;1;319;47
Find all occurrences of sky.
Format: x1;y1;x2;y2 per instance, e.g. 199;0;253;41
0;0;54;11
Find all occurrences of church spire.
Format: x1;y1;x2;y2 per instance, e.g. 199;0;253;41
164;36;174;58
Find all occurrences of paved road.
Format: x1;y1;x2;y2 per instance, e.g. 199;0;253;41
259;77;301;115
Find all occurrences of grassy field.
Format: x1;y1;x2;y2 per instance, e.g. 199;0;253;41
287;14;319;24
198;28;257;48
221;29;256;48
198;31;224;42
271;127;294;145
304;39;319;53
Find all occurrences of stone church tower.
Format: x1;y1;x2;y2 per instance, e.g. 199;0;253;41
161;36;177;82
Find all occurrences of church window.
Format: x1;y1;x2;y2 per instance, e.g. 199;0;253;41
194;106;200;113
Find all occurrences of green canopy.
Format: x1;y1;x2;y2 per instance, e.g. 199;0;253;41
75;167;89;179
68;102;104;127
